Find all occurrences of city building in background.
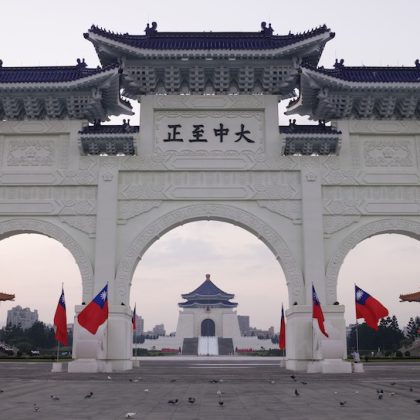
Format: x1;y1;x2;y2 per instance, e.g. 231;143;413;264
6;306;38;330
152;323;165;336
134;315;144;337
238;315;250;336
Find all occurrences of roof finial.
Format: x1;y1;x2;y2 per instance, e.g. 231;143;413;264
145;21;158;36
334;58;345;69
76;58;87;69
0;59;3;68
205;273;211;280
260;21;274;36
415;59;420;69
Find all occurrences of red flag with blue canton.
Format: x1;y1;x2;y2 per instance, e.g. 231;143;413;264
132;304;136;331
78;284;109;334
279;304;286;350
53;288;68;345
312;285;329;337
355;285;388;330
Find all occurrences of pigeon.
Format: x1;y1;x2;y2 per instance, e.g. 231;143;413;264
415;399;420;404
269;380;275;384
170;379;177;383
125;413;136;419
216;390;222;396
301;381;308;385
389;392;396;397
410;387;414;392
390;382;396;386
188;397;196;404
50;395;60;401
107;376;112;380
168;399;179;405
339;401;347;406
144;389;149;392
290;375;297;381
378;393;384;400
294;389;300;397
129;379;139;383
84;391;93;399
0;389;4;393
33;403;40;412
218;400;224;406
209;379;219;384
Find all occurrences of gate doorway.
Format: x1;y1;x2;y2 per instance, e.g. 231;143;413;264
201;319;215;336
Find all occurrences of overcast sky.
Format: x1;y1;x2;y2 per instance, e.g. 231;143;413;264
1;1;420;332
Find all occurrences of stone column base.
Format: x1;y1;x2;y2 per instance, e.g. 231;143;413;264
307;360;323;373
51;362;64;372
68;359;107;373
286;359;311;371
321;358;352;373
352;362;364;373
132;359;140;368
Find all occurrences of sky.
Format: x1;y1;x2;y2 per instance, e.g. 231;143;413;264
1;0;420;332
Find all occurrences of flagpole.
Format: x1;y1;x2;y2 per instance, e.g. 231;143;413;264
56;282;64;363
354;283;360;357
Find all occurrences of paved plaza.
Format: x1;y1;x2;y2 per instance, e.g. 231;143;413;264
0;357;419;419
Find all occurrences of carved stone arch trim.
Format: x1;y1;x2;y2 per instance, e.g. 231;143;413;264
0;218;93;299
325;218;420;303
116;203;304;305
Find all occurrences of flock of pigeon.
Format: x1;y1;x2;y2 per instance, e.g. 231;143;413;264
1;373;420;417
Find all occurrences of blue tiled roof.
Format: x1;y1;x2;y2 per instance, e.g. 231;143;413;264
182;276;234;300
0;61;119;84
280;122;342;135
87;24;333;51
80;122;139;135
306;60;420;83
179;299;237;308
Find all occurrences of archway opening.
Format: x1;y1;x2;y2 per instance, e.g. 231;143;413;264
337;234;420;355
0;234;82;355
201;319;216;337
130;221;288;351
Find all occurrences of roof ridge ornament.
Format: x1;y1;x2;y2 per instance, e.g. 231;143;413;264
415;59;420;69
260;21;274;36
334;58;345;69
76;58;87;69
145;22;158;36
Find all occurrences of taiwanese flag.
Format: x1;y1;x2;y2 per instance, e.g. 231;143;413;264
355;285;388;330
279;304;286;350
78;284;109;334
53;288;68;345
132;304;137;331
312;285;329;338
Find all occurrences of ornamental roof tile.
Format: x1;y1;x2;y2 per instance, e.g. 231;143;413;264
0;61;119;84
304;60;420;84
87;24;333;51
79;122;139;135
399;291;420;302
0;292;15;301
280;122;342;135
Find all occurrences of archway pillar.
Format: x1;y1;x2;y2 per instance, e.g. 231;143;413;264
70;162;133;372
285;305;350;372
69;305;133;373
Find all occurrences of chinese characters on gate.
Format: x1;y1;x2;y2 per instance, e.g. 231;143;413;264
163;123;255;143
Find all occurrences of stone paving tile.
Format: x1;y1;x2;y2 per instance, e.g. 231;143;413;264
0;360;420;419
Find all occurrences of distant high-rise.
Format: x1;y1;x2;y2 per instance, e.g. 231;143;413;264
7;305;38;330
134;315;144;336
238;315;250;336
152;323;165;336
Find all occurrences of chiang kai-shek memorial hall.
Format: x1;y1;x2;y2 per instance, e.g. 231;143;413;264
1;21;420;373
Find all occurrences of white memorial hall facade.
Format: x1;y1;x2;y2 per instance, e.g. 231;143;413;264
1;22;420;372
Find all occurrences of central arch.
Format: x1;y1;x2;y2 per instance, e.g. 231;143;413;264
116;203;303;305
201;319;216;337
325;218;420;303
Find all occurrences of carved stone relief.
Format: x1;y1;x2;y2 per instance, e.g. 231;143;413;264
6;139;55;167
363;138;414;168
323;186;420;215
325;218;420;303
118;200;162;222
60;216;96;237
257;200;302;222
119;171;300;200
115;204;304;305
0;218;93;299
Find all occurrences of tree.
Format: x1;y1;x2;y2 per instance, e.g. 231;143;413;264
406;317;418;343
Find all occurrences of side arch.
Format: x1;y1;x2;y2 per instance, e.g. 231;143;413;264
325;218;420;303
116;203;304;305
0;218;94;299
